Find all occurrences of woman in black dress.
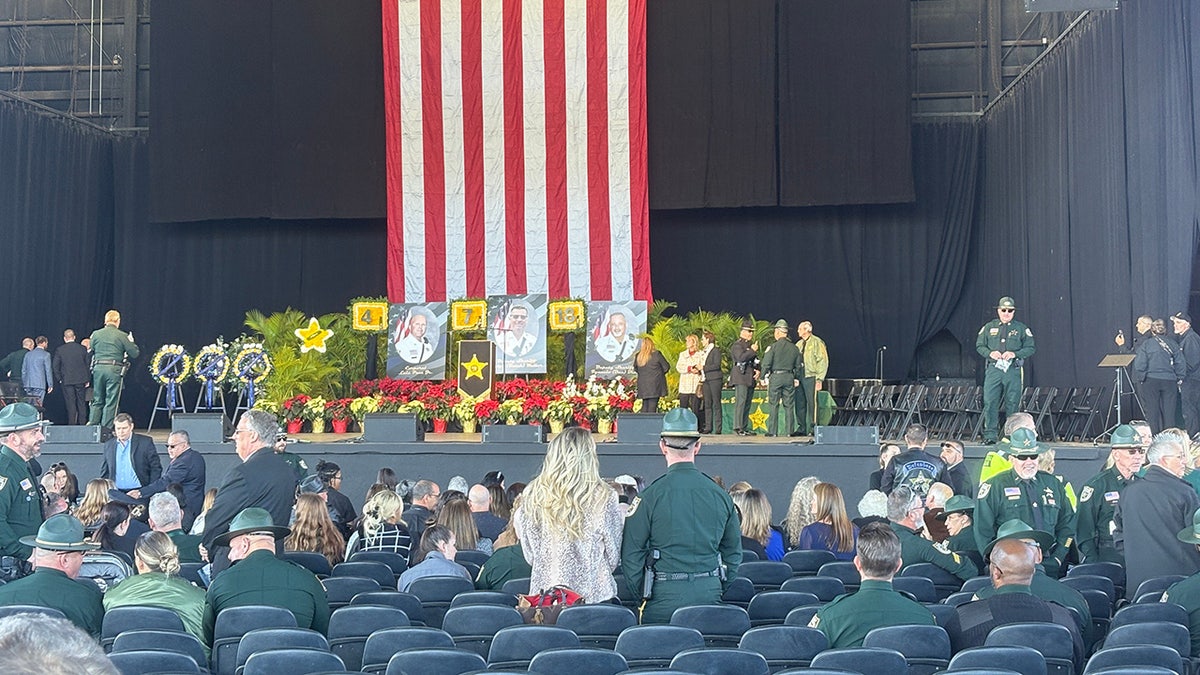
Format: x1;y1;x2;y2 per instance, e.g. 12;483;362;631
633;336;671;413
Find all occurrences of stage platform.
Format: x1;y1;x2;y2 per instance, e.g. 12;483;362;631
41;428;1113;515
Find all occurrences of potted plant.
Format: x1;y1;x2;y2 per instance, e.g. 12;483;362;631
326;398;353;433
545;396;574;434
281;394;310;434
428;391;459;434
499;399;524;425
350;396;379;426
522;392;549;427
474;398;501;425
305;395;328;433
453;396;479;434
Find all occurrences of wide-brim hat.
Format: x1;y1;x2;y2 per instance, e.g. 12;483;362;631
983;518;1055;559
740;320;754;332
1007;428;1048;454
937;495;975;520
213;507;291;547
1110;424;1141;449
0;402;51;433
661;408;700;438
773;319;789;331
1179;508;1200;544
997;297;1017;309
18;513;98;552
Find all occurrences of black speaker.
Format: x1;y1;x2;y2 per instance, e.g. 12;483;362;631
616;413;664;444
1025;0;1117;11
363;413;425;442
481;424;545;444
814;425;879;445
172;413;232;444
45;425;101;444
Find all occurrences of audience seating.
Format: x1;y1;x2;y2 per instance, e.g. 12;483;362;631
960;576;992;594
360;627;455;673
0;605;66;620
1083;644;1184;675
780;575;846;601
527;647;629;675
985;622;1075;675
384;648;486;675
901;562;966;600
331;560;396;589
742;548;760;561
809;646;908;674
441;604;525;657
1132;575;1187;601
1078;588;1114;643
1068;562;1126;598
455;549;491;567
234;627;329;675
1109;602;1188;631
100;605;186;652
486;624;580;670
280;551;333;577
108;650;202;675
948;645;1047;675
349;550;409;577
407;575;475;628
938;670;1025;675
241;648;344;675
179;561;207;587
326;605;410;671
614;625;705;669
447;590;517;608
721;576;756;608
500;576;531;595
783;604;823;627
739;560;794;591
782;549;836;576
891;576;939;604
738;624;828;670
669;604;752;648
817;561;861;592
1102;621;1191;660
1083;667;1178;675
554;603;638;650
669;647;769;675
109;629;208;668
862;624;952;675
322;575;382;610
945;591;977;607
1062;574;1117;604
211;605;297;675
350;590;425;625
747;590;821;626
928;603;959;628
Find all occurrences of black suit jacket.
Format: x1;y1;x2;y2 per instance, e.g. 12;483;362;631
100;434;163;488
52;342;91;386
139;448;207;529
202;447;300;574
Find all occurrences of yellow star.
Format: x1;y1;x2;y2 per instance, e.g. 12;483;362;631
462;354;489;380
748;404;769;431
294;317;334;353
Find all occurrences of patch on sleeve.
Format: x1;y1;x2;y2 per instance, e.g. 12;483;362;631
933;541;951;555
19;478;32;491
0;476;7;491
1162;592;1170;603
625;496;641;518
1026;328;1033;337
977;483;991;499
1079;486;1093;502
299;459;309;470
808;614;820;628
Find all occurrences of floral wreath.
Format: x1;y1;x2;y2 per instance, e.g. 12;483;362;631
233;343;272;406
149;344;191;385
193;344;230;410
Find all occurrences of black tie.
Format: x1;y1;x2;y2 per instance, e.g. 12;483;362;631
1021;479;1044;531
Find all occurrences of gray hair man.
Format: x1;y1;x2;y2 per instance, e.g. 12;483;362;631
887;486;977;581
149;492;203;563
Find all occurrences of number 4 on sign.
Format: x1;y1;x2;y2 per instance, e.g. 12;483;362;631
352;301;388;332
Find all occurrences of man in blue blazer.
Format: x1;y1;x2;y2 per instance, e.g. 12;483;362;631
99;413;162;491
128;429;206;531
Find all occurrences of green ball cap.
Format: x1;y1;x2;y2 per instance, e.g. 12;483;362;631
1110;424;1141;449
661;408;700;437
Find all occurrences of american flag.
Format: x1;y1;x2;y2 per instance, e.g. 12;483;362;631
381;0;651;304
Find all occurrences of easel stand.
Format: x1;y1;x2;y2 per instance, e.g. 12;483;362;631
232;385;255;424
194;386;228;415
147;381;186;431
1094;353;1142;443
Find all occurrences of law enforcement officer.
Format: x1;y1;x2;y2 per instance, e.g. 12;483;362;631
620;408;741;624
0;402;49;560
1076;424;1144;564
758;320;801;437
976;297;1036;444
728;320;759;436
938;495;981;569
0;513;103;635
1161;508;1200;656
808;522;935;647
87;309;140;431
888;486;978;581
973;428;1074;577
274;431;308;484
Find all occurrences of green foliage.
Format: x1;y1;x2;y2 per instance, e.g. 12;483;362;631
244;308;350;401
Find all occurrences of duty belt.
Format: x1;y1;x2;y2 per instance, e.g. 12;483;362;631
93;359;124;367
654;568;721;581
771;370;791;373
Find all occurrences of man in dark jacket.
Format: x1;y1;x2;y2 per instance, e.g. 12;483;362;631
1133;318;1185;433
52;329;91;425
100;413;162;491
202;409;300;576
128;430;207;531
729;320;759;436
880;423;945;497
1172;312;1200;435
699;330;723;434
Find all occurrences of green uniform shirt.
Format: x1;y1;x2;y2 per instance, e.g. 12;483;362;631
809;579;936;648
88;324;140;364
1163;573;1200;657
975;319;1036;362
0;446;43;559
974;469;1075;575
620;461;742;622
104;571;209;656
760;339;802;380
1076;466;1137;564
890;522;978;581
0;567;104;636
975;570;1093;645
168;529;204;564
203;549;330;644
276;450;308;483
947;524;977;555
476;543;533;591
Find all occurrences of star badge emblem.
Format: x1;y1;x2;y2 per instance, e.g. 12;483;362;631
462;354;489;380
748;405;769;432
294;317;334;353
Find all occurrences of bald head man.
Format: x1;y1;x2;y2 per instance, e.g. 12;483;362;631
469;483;508;542
989;539;1037;588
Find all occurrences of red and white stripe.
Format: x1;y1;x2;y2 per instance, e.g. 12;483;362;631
382;0;650;303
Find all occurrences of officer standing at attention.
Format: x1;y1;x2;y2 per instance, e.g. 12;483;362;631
729;320;759;436
1076;424;1144;564
87;309;140;432
0;402;49;561
758;320;802;437
976;297;1036;445
974;428;1075;577
808;522;935;647
620;408;742;624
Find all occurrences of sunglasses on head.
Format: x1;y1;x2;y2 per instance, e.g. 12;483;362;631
1012;453;1039;461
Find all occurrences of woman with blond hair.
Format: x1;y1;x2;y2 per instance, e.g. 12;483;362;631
633;336;671;413
346;489;412;560
513;426;623;602
732;488;785;561
798;482;858;560
782;475;821;548
189;487;218;535
74;478;115;530
285;493;346;567
103;531;207;653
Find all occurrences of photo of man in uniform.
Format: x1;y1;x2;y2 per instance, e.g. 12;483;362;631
394;309;435;364
491;299;538;358
596;308;640;363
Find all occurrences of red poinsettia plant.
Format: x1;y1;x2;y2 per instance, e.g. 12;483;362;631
281;394;311;422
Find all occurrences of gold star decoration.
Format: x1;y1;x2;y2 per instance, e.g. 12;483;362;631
295;317;334;353
748;405;769;432
462;354;489;380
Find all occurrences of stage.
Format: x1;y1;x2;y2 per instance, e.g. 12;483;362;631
40;427;1114;515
